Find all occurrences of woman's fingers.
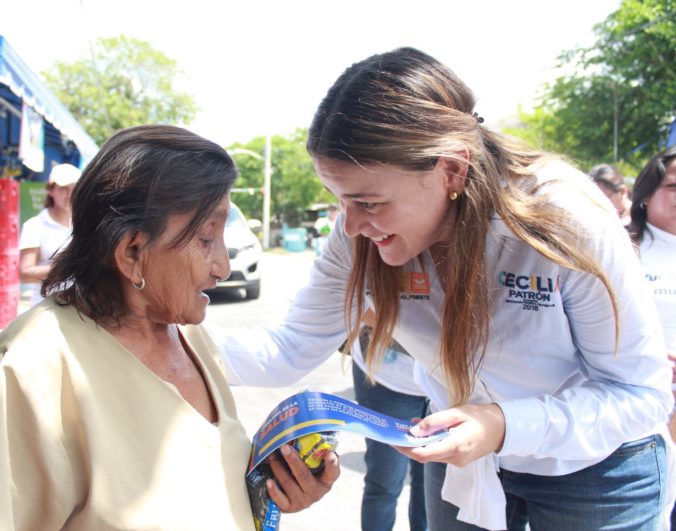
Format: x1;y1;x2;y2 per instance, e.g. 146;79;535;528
399;404;506;467
409;409;463;437
265;476;291;511
266;445;339;513
394;438;456;463
266;446;307;512
317;451;340;486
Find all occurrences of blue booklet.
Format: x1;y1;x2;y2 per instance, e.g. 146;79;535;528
247;390;447;473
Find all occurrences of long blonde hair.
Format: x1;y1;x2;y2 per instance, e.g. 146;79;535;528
307;48;618;405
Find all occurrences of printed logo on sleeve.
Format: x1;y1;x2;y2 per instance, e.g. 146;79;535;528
645;273;676;298
498;271;559;311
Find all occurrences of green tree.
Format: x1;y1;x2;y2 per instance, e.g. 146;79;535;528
228;140;266;221
228;129;333;225
42;35;197;145
507;0;675;172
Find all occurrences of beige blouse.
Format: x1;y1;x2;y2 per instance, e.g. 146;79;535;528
0;297;254;530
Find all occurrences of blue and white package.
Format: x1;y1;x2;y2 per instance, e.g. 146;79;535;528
247;390;448;472
245;390;448;530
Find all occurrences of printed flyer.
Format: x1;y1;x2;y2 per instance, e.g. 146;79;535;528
247;390;448;473
246;391;449;530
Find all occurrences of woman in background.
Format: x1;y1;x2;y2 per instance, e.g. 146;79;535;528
629;147;676;486
588;163;632;226
351;316;428;531
629;146;676;358
18;163;80;306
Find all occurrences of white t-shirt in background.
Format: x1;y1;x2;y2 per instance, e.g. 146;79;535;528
19;209;71;306
640;223;676;353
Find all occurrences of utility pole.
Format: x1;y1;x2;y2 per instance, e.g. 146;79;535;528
227;141;272;248
263;134;272;249
613;82;619;162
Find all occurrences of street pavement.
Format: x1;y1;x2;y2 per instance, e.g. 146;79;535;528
205;249;414;531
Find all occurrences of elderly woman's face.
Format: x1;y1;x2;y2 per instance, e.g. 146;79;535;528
139;195;231;325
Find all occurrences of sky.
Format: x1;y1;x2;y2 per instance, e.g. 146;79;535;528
2;0;622;147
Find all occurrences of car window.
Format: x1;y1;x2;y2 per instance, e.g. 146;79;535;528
226;206;247;228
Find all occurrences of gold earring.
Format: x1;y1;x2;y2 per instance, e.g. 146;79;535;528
449;192;458;201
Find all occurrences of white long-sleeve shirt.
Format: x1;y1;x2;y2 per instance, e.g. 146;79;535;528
216;161;673;528
350;333;425;397
640;223;676;353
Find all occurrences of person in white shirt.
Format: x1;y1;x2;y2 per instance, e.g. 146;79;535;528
314;204;340;255
588;163;632;227
628;146;676;529
629;146;676;357
350;321;428;531
19;163;80;306
216;48;673;530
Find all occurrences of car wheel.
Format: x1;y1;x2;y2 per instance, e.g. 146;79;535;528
245;284;261;300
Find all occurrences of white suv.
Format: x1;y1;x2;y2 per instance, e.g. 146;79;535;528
212;202;262;299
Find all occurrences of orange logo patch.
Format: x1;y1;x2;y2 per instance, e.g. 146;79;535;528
401;272;431;295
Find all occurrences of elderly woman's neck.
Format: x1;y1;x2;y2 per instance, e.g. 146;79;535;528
103;312;181;355
102;311;218;423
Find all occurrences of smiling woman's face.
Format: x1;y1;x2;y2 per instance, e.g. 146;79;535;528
646;159;676;236
313;157;461;266
138;195;231;325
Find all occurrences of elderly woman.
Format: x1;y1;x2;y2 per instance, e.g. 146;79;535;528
0;125;338;530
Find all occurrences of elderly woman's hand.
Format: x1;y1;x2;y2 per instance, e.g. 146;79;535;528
266;443;340;512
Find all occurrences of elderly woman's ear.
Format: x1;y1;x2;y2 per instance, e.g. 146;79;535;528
113;231;150;289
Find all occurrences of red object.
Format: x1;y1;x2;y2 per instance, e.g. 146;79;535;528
0;179;20;328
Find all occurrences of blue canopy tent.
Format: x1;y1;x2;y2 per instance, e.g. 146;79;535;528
0;35;98;180
667;118;676;149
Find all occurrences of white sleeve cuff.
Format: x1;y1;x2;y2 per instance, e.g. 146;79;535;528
496;398;547;457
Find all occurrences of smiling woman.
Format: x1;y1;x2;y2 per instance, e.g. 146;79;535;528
215;47;673;531
629;147;676;447
0;125;338;530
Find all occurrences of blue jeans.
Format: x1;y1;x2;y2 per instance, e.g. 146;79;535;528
425;434;667;531
353;362;429;531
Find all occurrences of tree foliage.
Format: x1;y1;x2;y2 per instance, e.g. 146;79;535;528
42;35;197;145
228;129;334;225
506;0;675;172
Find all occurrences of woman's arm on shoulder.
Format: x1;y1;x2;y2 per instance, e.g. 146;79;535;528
209;221;355;387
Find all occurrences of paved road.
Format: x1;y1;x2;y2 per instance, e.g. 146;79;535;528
205;249;413;531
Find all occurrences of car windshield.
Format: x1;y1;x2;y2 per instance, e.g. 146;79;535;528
226;206;247;228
